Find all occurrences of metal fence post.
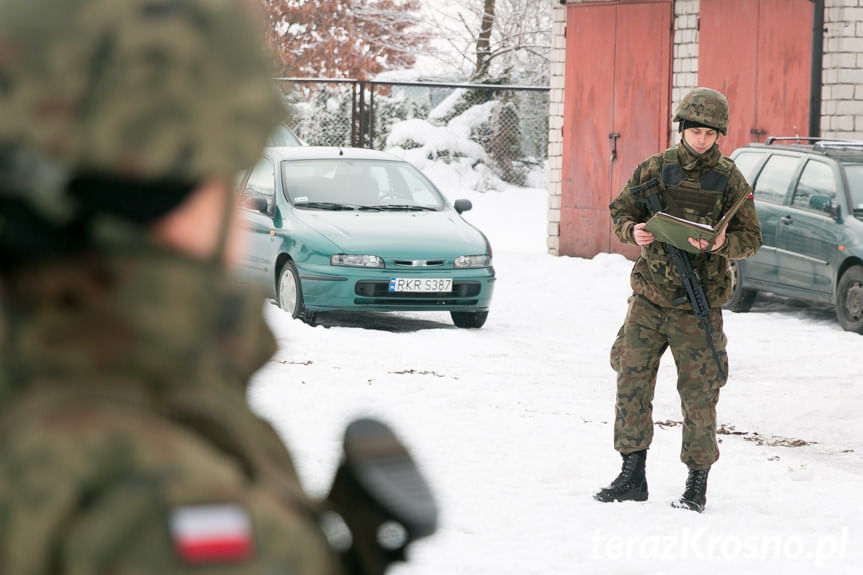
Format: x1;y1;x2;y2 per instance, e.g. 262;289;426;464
357;81;366;148
351;82;358;147
369;84;376;150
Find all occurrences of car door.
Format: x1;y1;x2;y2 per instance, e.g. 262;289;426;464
775;158;842;299
744;152;803;288
238;156;279;287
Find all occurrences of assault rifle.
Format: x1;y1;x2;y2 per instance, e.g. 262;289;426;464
326;418;438;575
629;178;727;381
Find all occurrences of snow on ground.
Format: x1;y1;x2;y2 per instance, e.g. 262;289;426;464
247;164;863;574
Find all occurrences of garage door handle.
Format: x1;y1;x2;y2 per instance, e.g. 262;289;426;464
780;216;793;225
608;132;620;162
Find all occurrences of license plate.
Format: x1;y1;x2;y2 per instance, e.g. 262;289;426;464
388;278;453;293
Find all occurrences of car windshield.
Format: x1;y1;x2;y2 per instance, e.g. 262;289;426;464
843;164;863;213
280;159;446;211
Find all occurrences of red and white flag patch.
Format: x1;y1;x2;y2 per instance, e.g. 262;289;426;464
170;504;255;564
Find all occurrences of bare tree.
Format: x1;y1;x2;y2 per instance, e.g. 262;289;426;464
474;0;496;79
422;0;551;83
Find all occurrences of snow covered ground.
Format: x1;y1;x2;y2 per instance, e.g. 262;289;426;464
247;168;863;574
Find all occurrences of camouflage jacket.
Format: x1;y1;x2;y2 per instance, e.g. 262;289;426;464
0;239;339;574
609;141;762;308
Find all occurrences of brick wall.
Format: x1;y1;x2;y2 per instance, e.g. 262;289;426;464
547;2;566;255
671;0;700;145
822;0;863;138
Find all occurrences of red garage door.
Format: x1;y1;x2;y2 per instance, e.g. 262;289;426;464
699;0;813;154
561;0;671;259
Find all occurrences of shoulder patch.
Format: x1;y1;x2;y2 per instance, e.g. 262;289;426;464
170;504;255;564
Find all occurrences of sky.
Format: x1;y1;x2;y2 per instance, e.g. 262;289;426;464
246;151;863;574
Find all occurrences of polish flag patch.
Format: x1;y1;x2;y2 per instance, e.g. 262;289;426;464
170;504;255;564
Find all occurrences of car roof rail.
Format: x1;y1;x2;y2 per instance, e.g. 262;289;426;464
812;140;863;153
765;136;825;145
762;137;863;156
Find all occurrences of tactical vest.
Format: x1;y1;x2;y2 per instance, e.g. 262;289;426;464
636;148;736;288
656;147;735;228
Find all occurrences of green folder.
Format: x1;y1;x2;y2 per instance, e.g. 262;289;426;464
643;192;750;254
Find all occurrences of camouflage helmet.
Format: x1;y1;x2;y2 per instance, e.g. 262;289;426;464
673;87;729;136
0;0;283;189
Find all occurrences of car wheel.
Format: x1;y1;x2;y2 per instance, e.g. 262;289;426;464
277;261;307;320
837;266;863;333
724;260;757;313
450;310;488;329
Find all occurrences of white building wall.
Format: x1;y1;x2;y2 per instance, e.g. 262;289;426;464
822;0;863;138
671;0;700;145
547;2;567;255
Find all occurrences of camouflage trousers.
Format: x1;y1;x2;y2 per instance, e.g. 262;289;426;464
610;294;729;469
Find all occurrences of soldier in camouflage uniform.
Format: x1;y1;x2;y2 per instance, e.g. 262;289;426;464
0;1;341;573
594;88;761;512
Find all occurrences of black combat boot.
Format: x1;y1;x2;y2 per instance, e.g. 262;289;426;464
594;450;648;503
672;467;710;513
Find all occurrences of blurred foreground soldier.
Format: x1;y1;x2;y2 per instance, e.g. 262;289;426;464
0;1;435;573
596;88;761;512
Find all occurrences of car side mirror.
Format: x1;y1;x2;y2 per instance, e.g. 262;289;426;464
454;199;472;214
809;194;839;219
246;196;269;214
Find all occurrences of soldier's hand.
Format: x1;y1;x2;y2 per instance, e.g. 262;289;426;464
687;226;726;252
633;223;654;246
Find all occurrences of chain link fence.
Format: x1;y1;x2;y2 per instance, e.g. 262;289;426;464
274;78;549;186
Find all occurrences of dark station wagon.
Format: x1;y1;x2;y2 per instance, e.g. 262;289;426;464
726;138;863;333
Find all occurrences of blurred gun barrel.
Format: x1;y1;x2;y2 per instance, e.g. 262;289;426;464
324;418;438;575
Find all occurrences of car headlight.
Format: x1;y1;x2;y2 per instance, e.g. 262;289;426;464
454;254;491;268
331;254;385;268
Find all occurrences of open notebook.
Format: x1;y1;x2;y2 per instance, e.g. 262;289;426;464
643;191;751;254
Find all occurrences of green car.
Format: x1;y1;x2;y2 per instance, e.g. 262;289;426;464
727;139;863;333
237;146;495;328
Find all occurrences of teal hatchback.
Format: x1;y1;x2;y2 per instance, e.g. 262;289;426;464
727;139;863;333
236;147;495;328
